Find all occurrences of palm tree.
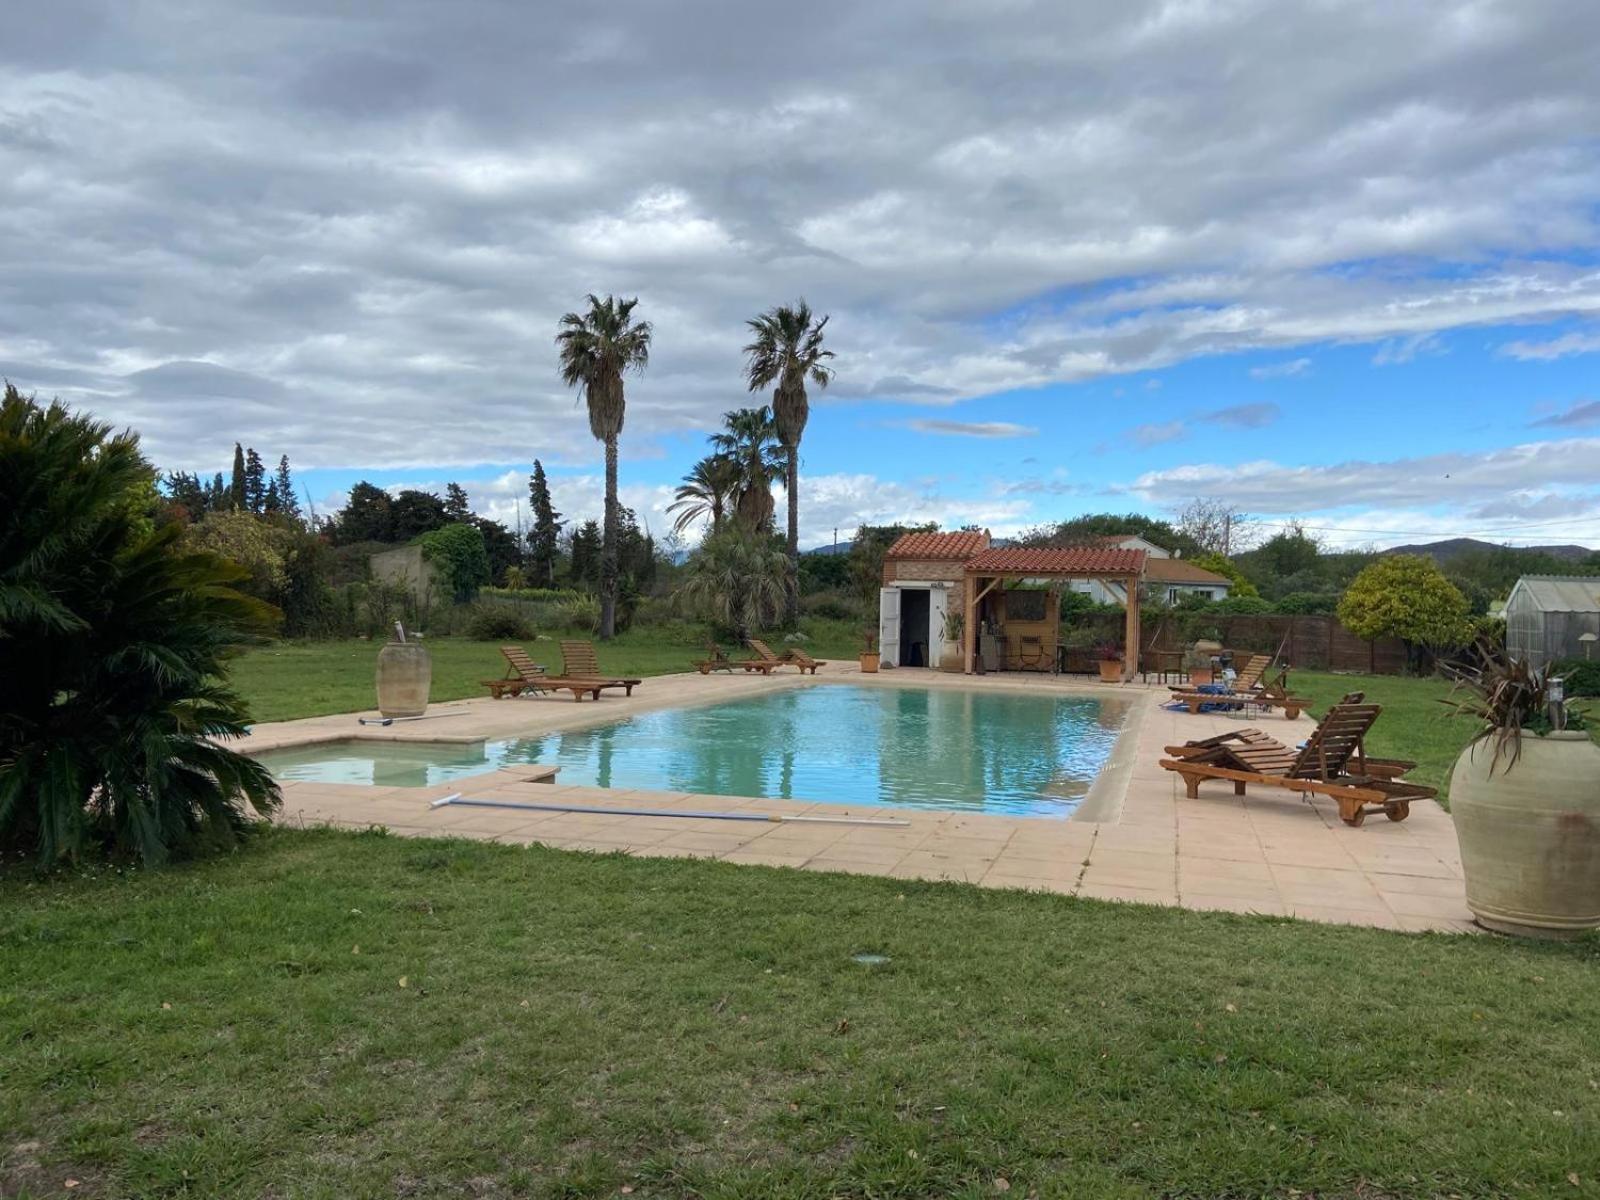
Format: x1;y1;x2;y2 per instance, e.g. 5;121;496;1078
556;294;652;639
667;454;740;538
743;301;834;624
709;406;783;532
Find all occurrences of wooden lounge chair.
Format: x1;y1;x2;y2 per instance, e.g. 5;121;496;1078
1168;653;1273;694
1167;688;1312;719
560;640;641;697
1159;701;1435;826
742;640;819;678
692;642;738;674
482;644;615;703
776;643;827;674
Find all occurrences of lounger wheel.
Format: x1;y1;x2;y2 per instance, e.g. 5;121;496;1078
1342;807;1365;827
1385;800;1410;822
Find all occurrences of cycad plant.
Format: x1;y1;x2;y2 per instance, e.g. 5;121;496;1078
743;301;834;624
556;294;652;640
0;385;279;864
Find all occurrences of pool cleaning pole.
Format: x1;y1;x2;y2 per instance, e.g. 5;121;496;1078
428;795;910;827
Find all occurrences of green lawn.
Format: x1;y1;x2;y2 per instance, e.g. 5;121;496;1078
4;828;1598;1199
232;622;863;724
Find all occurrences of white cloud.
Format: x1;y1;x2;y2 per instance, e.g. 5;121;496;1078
1500;329;1600;361
1248;357;1311;379
903;419;1039;438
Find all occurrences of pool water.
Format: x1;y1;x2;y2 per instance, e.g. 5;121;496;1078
257;685;1131;818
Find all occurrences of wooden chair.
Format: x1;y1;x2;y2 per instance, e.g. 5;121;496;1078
746;638;817;674
560;640;642;697
1159;701;1434;826
1016;635;1051;672
778;644;827;674
482;644;631;703
692;642;737;674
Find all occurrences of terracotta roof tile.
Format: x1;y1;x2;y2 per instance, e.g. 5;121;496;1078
1143;558;1230;584
885;530;990;560
964;546;1146;576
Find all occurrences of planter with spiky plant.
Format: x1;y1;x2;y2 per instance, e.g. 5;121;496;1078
743;301;834;627
1443;642;1599;938
556;294;652;640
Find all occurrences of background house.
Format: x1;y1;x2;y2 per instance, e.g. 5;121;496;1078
1065;535;1231;605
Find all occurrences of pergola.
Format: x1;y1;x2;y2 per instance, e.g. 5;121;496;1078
961;546;1148;680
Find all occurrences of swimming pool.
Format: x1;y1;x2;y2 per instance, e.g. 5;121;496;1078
256;685;1132;818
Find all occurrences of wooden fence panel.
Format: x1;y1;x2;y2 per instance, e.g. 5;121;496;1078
1126;613;1409;675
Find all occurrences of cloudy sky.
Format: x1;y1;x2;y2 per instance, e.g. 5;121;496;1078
5;0;1600;550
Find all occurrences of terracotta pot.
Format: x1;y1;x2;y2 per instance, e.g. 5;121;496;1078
375;642;432;717
1190;668;1215;686
939;647;964;673
1098;659;1123;683
859;652;880;674
1450;731;1600;939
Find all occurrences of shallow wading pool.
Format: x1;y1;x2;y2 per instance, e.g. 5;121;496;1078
255;685;1133;818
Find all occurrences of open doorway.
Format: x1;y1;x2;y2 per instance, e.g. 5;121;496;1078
899;587;931;667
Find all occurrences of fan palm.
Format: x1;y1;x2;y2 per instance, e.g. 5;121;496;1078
743;301;834;624
0;385;280;865
556;294;652;639
674;526;791;642
668;453;741;537
709;406;783;532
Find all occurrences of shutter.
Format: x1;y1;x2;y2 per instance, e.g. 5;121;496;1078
879;587;901;667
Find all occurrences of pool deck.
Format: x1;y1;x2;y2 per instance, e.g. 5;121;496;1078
243;665;1472;934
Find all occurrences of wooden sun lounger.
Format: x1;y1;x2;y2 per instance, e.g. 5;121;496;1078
1168;653;1274;694
483;645;618;702
739;639;786;674
560;641;641;697
771;641;827;674
1159;701;1435;826
1168;690;1311;719
692;641;738;674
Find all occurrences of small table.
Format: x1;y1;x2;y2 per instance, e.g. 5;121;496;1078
1141;650;1186;685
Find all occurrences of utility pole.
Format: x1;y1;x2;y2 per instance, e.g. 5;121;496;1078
1222;512;1232;557
515;499;525;567
833;526;838;553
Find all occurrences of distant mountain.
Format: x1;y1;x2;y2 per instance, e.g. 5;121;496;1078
803;540;855;556
1385;537;1595;563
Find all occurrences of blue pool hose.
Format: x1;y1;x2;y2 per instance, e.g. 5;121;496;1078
428;794;910;827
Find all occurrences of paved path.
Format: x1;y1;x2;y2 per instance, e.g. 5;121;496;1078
245;664;1471;934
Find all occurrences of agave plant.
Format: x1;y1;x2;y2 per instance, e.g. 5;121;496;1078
1441;637;1586;774
0;385;279;864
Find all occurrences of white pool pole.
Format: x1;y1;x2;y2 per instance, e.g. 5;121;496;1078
427;795;909;827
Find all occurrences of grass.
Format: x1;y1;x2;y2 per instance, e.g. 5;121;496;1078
231;621;864;724
4;829;1599;1199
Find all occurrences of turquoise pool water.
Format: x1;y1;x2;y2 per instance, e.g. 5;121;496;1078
257;685;1131;818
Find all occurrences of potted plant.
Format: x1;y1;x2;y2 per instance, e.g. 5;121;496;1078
1094;642;1124;683
939;608;965;673
1444;644;1600;938
859;628;881;674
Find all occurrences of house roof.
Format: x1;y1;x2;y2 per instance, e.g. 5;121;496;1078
1508;576;1600;613
1143;558;1231;585
965;546;1146;576
885;529;990;560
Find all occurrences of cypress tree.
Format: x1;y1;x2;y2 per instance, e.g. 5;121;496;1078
229;443;246;509
243;448;266;512
443;482;472;523
528;460;563;585
273;456;301;520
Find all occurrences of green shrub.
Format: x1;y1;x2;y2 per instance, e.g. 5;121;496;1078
1555;659;1600;697
553;595;601;633
0;385;279;865
802;589;864;622
1274;591;1337;614
461;603;535;641
418;522;490;603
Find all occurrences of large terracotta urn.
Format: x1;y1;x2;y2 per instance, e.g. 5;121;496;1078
375;641;432;718
1450;731;1600;938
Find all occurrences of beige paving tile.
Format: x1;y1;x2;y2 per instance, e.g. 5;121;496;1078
1182;893;1289;917
1080;865;1175;892
1076;882;1178;906
1366;870;1467;896
1378;890;1473;920
1396;915;1480;934
718;849;815;869
1287;905;1402;930
980;871;1077;895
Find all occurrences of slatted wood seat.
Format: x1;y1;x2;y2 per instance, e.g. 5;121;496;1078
1159;701;1434;826
692;641;737;674
560;640;641;697
482;644;616;703
733;640;783;675
782;646;827;673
